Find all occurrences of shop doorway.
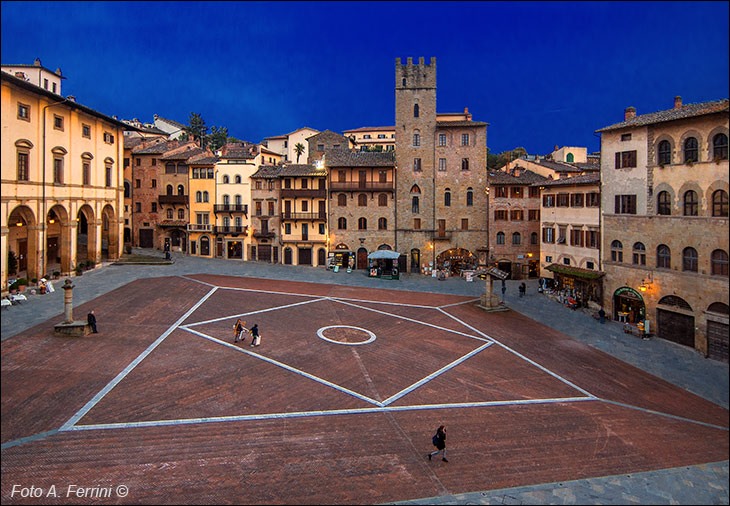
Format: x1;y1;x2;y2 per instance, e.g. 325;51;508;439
613;287;645;324
437;248;477;275
656;296;694;349
258;244;272;263
357;248;368;269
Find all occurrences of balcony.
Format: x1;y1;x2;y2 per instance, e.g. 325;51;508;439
187;223;212;232
328;181;394;192
280;212;327;221
433;231;453;240
280;188;326;198
159;194;188;205
214;204;248;215
252;230;275;239
215;226;248;235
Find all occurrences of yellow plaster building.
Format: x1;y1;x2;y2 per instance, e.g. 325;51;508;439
2;69;132;290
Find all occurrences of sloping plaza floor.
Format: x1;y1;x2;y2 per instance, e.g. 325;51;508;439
1;259;728;505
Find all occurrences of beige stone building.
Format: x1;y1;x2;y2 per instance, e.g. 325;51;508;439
2;68;132;290
596;96;729;361
394;57;488;275
342;126;395;152
326;150;396;269
536;173;602;304
263;127;319;164
487;167;547;279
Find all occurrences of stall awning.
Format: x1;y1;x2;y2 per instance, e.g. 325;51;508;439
367;250;401;260
545;263;604;280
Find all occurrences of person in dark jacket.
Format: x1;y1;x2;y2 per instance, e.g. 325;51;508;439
87;310;98;333
249;324;261;347
427;425;448;462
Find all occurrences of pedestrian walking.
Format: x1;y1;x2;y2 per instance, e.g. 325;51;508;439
87;310;98;334
598;307;606;324
519;282;526;298
249;324;261;347
233;319;247;343
501;279;506;302
428;425;448;462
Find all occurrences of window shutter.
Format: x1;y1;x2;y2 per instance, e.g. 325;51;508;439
615;152;621;169
615;195;620;213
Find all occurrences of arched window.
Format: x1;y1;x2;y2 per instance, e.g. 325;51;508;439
713;189;729;217
222;175;229;184
338;194;347;207
196;191;202;202
657;244;671;269
378;194;387;206
611;240;623;262
235;175;241;184
444;188;451;207
338;217;347;230
223;194;230;205
512;232;521;245
165;162;175;174
177;185;184;196
178;209;185;220
358;217;367;230
203;191;209;203
166;185;173;195
713;133;728;160
531;232;538;245
684;137;698;163
496;232;505;245
683;190;698;216
711;249;729;276
632;242;646;265
167;209;173;219
358;194;367;207
466;187;473;206
235;194;242;205
124;181;131;198
682;247;698;272
657;191;671;215
414;103;419;118
658;140;672;165
378;217;387;230
413;130;420;147
566;153;574;163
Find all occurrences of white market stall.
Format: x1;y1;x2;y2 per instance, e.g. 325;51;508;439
367;250;401;279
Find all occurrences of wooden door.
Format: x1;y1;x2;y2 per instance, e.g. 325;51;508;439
298;247;312;265
301;223;308;241
707;321;729;362
284;201;291;219
357;248;368;269
18;240;28;271
318;200;326;219
657;309;695;348
359;170;367;188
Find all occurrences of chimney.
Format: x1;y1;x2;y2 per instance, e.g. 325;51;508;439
33;58;42;66
66;95;76;102
624;107;636;120
55;67;62;77
674;96;682;109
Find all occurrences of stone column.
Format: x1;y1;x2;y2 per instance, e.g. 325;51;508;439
62;278;75;323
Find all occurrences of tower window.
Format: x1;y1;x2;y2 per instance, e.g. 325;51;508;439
414;104;419;117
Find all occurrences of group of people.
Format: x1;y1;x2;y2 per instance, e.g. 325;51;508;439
233;319;261;347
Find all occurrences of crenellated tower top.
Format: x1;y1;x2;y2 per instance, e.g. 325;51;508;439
395;57;437;89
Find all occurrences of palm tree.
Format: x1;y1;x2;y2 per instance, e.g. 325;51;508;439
294;143;305;163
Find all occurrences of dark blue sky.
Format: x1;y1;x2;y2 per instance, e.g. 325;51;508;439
2;1;728;155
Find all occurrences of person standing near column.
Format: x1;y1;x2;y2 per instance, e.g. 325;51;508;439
87;310;98;334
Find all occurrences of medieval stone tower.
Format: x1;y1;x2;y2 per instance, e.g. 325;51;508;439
395;57;438;272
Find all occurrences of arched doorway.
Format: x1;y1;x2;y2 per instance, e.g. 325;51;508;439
318;248;326;267
7;205;38;282
200;236;210;256
357;247;368;269
170;229;187;252
101;204;119;261
656;295;694;348
613;287;645;324
284;247;293;265
437;248;477;275
76;205;96;266
410;248;420;273
47;204;71;274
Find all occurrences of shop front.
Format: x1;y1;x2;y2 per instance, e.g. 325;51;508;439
329;244;354;272
437;248;477;276
613;287;646;325
545;263;604;307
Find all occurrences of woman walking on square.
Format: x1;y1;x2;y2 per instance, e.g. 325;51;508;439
233;319;246;343
428;425;448;462
249;324;261;347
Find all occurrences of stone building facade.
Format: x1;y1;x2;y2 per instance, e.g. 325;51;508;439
326;150;396;269
250;166;281;263
596;96;729;361
306;130;351;164
394;57;488;275
487;167;547;279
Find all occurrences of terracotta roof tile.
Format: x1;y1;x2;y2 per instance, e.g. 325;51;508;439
488;169;548;185
596;99;729;132
533;173;600;187
326;150;395;167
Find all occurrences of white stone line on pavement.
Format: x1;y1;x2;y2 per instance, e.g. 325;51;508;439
381;342;494;406
68;396;596;432
329;298;490;342
437;298;482;309
59;286;219;431
182;297;328;327
181;326;385;407
437;307;598;399
599;398;730;432
325;295;439;309
179;275;219;288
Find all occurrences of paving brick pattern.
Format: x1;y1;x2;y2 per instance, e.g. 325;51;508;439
1;254;728;504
